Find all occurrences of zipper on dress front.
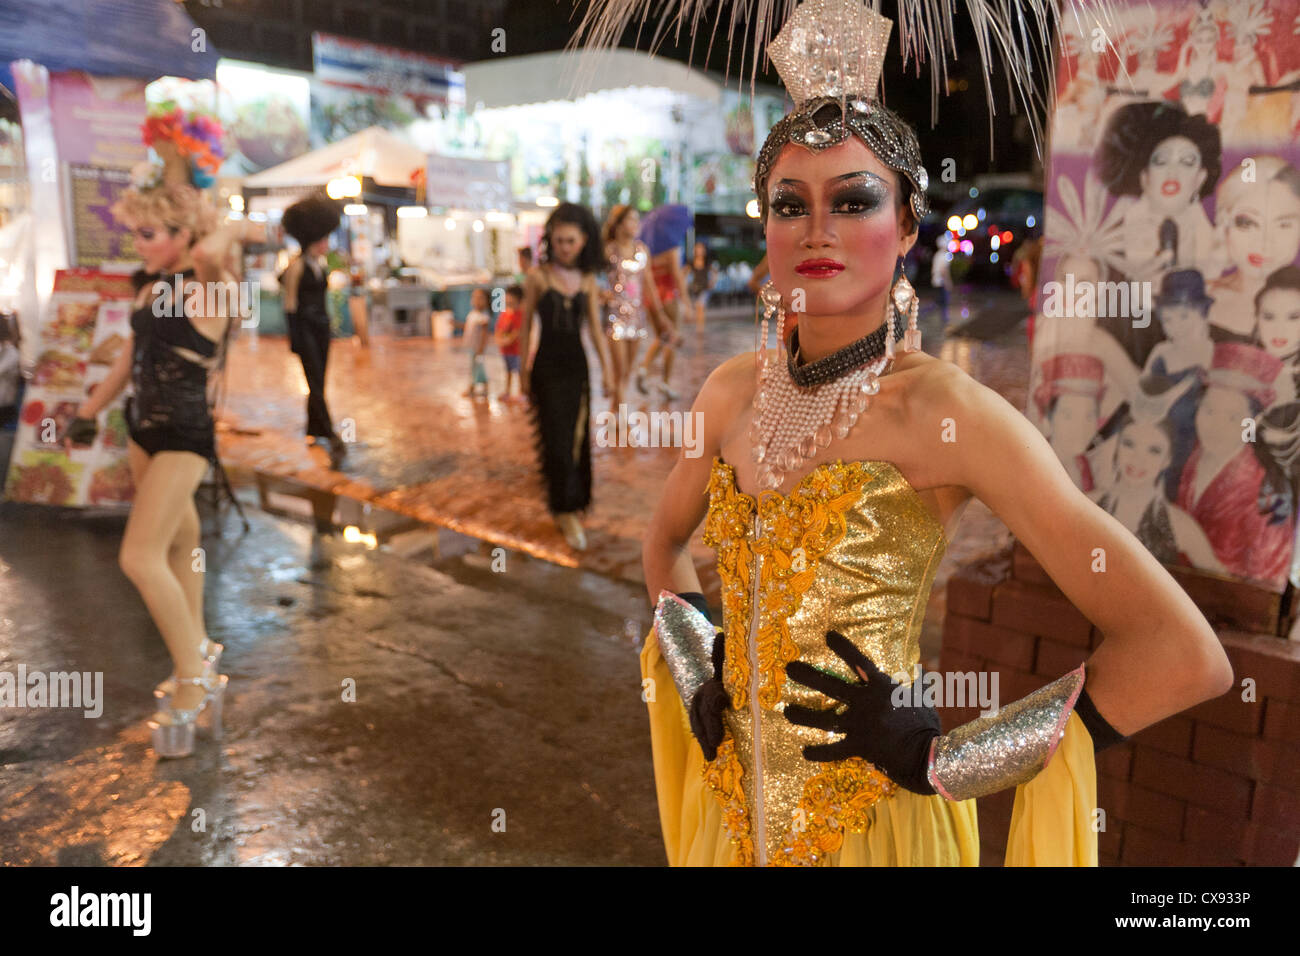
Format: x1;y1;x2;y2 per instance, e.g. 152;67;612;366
747;511;767;866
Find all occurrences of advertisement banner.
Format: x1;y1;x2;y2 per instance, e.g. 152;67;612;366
3;269;134;508
425;153;512;210
64;164;135;268
47;71;147;169
312;33;465;143
215;60;311;176
1032;0;1300;592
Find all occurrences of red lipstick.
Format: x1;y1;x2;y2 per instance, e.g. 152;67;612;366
795;258;845;278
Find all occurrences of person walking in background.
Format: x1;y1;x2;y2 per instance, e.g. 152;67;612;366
495;284;524;403
280;194;345;469
519;202;615;552
515;246;533;284
931;238;952;327
688;240;717;330
602;204;666;406
636;204;691;400
461;287;492;400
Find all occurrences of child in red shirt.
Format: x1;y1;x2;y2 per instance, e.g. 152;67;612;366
495;284;524;402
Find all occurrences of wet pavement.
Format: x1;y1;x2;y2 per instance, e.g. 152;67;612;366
216;288;1030;657
0;496;663;865
0;284;1032;866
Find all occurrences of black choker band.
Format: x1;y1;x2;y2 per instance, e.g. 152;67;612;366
786;320;900;387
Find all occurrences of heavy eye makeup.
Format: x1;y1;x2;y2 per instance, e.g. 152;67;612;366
768;174;890;219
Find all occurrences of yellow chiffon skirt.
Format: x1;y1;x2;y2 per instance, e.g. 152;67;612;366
642;631;1098;867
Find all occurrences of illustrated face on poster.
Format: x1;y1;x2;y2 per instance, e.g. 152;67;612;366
1033;0;1300;591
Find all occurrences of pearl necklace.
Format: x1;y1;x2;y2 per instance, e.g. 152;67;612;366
749;282;917;492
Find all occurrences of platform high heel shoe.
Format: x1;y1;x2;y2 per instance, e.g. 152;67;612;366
148;672;227;759
154;639;223;704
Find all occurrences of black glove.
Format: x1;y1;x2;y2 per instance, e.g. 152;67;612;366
689;630;728;762
64;416;98;447
676;591;728;761
1076;685;1129;752
783;630;941;795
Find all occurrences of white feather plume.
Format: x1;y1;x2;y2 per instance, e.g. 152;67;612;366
1043;172;1128;276
565;0;1129;155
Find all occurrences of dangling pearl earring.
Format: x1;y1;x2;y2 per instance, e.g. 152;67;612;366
758;280;782;368
891;254;922;353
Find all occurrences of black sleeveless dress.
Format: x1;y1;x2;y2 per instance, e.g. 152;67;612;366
529;284;592;514
126;269;220;461
282;256;336;440
285;256;330;349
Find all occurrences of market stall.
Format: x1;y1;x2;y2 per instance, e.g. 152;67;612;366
240;125;430;340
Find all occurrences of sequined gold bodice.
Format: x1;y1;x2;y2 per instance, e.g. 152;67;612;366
700;456;947;866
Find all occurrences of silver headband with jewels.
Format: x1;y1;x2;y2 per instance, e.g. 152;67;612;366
754;0;929;223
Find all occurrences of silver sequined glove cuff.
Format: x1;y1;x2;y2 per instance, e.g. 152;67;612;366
926;664;1086;801
652;590;721;706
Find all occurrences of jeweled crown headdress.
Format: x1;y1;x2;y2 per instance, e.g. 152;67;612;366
755;0;928;221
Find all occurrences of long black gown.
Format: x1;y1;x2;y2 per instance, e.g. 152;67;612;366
529;283;592;514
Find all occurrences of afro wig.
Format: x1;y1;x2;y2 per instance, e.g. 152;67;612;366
282;194;342;248
1094;101;1222;200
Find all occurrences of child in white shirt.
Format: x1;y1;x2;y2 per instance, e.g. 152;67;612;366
461;288;491;399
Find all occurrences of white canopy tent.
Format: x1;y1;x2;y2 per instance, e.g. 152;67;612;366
241;126;426;191
462;48;723;109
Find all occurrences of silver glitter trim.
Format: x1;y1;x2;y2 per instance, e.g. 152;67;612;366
928;665;1086;801
653;590;720;706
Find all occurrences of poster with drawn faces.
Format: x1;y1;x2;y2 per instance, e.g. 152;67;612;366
1031;0;1300;592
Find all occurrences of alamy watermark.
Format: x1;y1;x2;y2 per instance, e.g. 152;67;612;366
50;886;150;935
891;664;1000;716
152;274;260;328
593;404;704;458
0;666;103;717
1041;274;1152;328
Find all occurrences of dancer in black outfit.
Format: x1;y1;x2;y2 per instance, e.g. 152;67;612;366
280;196;344;468
519;203;614;552
65;139;259;758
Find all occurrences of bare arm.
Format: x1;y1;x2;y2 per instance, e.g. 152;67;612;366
585;274;614;386
191;219;265;287
642;353;749;604
934;367;1233;735
519;267;542;391
280;256;304;316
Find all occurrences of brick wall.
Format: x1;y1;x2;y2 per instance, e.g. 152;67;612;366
939;542;1300;867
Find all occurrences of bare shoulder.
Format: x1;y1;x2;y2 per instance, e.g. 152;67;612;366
892;350;1013;423
885;350;1035;486
698;350;759;406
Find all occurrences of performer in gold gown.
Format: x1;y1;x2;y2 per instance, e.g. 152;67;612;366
572;0;1235;867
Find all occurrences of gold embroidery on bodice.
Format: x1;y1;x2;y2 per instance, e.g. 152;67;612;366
699;456;947;865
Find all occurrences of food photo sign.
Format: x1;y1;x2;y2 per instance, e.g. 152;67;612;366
1031;0;1300;592
3;270;134;508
